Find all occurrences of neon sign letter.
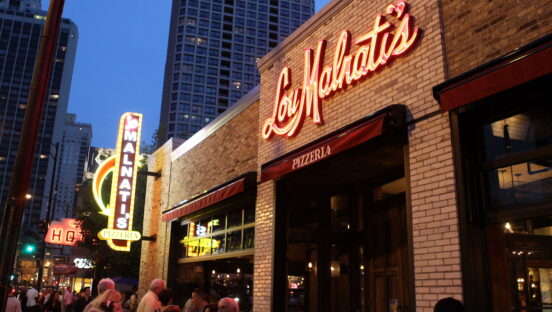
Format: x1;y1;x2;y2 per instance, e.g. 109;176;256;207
93;113;143;251
262;1;419;139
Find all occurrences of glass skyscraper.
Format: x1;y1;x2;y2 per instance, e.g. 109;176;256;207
52;113;92;221
159;0;314;141
0;0;78;228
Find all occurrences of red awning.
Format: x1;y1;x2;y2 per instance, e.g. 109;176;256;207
434;36;552;111
260;114;386;182
162;178;245;222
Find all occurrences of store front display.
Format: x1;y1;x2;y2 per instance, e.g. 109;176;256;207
164;176;257;310
436;39;552;311
138;0;552;310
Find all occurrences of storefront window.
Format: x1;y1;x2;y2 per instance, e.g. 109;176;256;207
456;76;552;312
487;217;552;310
480;105;552;209
177;205;255;260
482;106;552;162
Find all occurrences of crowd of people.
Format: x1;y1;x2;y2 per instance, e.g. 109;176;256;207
5;278;239;312
6;279;462;312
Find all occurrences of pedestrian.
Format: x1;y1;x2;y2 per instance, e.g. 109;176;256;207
98;290;123;312
137;279;165;312
183;289;207;312
216;298;238;312
434;297;464;312
64;287;73;312
44;292;62;312
25;285;39;312
126;288;138;312
157;289;180;312
6;287;23;312
73;288;91;312
84;279;116;312
85;289;122;312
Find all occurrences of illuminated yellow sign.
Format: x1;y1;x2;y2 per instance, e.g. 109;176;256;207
99;229;141;241
93;112;143;252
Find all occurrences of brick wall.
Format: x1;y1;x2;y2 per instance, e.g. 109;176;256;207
138;140;175;298
168;102;259;207
441;0;552;77
255;0;461;311
138;101;259;298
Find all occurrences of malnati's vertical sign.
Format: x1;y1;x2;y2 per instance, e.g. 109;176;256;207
93;113;143;251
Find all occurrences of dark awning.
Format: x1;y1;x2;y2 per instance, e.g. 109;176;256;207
260;105;406;182
162;174;254;222
433;34;552;112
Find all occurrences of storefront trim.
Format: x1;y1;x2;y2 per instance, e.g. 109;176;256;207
176;250;255;264
162;179;245;222
433;33;552;112
260;105;406;182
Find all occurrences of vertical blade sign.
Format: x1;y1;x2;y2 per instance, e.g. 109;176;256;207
98;112;143;251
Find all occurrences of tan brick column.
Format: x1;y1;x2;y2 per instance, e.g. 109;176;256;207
253;180;275;311
408;113;462;311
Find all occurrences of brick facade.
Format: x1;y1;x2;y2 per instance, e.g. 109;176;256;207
441;0;552;78
139;0;552;310
138;100;259;297
255;0;457;310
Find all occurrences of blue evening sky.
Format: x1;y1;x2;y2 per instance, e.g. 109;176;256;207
43;0;331;148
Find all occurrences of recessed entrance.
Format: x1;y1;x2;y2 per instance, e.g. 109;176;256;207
273;136;413;312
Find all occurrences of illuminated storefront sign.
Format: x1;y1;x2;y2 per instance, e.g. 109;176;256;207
262;1;419;139
45;218;83;246
73;258;93;269
92;113;143;251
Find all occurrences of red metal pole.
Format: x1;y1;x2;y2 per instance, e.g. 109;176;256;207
0;0;65;309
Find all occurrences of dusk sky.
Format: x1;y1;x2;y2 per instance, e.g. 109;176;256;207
43;0;331;148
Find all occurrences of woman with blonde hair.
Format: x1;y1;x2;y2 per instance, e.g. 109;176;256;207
84;289;123;312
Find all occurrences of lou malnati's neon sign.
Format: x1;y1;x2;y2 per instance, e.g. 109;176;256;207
92;113;143;251
262;1;419;139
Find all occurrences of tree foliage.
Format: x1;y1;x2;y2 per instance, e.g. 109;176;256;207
75;155;148;281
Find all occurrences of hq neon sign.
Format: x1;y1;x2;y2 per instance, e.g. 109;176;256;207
92;113;143;251
44;218;83;246
262;1;420;139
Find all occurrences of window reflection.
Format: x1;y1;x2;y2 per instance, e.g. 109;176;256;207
177;205;255;259
483;106;552;162
500;218;552;310
488;159;552;207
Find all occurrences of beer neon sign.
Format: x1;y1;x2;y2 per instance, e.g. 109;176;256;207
92;113;143;251
45;218;83;246
262;1;419;139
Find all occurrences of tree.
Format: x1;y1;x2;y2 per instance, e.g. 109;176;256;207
75;155;147;290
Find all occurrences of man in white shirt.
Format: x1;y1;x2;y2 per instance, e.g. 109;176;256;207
25;286;39;312
136;279;164;312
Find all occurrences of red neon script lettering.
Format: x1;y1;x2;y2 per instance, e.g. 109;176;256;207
262;1;419;140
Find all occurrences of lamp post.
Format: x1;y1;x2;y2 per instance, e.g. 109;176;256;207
0;1;65;309
37;142;59;289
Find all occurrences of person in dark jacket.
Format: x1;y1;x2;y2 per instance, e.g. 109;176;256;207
434;297;464;312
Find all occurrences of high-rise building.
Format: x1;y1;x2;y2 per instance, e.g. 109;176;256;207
50;113;91;221
158;0;314;141
0;0;78;229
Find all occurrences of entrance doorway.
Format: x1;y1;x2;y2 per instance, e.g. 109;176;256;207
273;140;413;312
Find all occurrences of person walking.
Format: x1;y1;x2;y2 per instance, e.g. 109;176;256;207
25;286;39;312
136;279;165;312
6;288;23;312
84;279;116;312
63;287;73;312
73;288;91;312
434;297;464;312
216;298;237;312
